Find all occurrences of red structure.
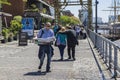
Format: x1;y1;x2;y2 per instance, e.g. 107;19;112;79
2;0;26;25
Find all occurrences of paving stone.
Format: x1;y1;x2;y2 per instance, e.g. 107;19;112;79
0;39;112;80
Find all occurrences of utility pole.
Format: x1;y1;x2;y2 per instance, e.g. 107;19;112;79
51;0;68;23
80;0;83;5
54;0;60;23
95;0;98;33
87;0;92;30
95;0;98;48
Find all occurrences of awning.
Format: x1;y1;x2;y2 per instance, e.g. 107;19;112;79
38;0;51;8
40;13;54;19
0;12;12;16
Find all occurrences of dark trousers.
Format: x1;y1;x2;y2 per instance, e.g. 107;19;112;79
67;45;76;59
76;32;80;39
38;45;52;71
58;45;66;59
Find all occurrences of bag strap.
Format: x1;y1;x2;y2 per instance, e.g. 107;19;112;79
39;29;44;38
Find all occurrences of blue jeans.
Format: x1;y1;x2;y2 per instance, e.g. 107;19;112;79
38;45;52;71
58;45;66;59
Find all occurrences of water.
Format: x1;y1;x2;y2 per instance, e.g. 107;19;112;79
94;29;110;34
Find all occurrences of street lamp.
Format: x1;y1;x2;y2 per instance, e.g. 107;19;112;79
94;0;99;48
95;0;99;33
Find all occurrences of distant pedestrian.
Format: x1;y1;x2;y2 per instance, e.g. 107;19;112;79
37;22;55;72
53;23;61;36
74;24;81;39
55;27;67;61
60;26;79;60
82;28;87;39
80;28;87;39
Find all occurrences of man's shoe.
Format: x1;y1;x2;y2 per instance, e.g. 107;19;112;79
68;57;71;59
73;58;76;61
46;69;51;72
38;66;41;69
38;69;41;72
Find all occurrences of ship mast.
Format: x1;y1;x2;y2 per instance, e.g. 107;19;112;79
114;0;117;22
109;0;120;22
102;0;120;23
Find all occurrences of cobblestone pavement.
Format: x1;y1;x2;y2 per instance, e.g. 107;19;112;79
0;39;110;80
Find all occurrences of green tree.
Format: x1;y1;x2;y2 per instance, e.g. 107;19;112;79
10;16;22;36
60;15;81;26
0;0;11;5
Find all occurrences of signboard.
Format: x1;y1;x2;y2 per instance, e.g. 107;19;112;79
22;18;34;39
19;32;28;46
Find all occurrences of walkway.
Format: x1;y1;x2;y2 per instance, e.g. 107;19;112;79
0;38;113;80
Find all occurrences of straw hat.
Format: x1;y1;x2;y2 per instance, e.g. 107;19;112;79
59;27;66;32
66;26;72;29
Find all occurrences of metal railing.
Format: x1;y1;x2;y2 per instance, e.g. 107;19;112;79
87;29;120;78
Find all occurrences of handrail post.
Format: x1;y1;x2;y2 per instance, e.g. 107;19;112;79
104;41;107;63
108;43;112;69
112;46;118;78
102;40;104;59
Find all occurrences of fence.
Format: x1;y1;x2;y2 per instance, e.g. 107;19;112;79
88;29;120;78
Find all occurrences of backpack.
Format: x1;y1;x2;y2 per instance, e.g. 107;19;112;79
37;29;44;46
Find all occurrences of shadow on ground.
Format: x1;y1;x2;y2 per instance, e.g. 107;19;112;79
24;71;46;76
52;59;74;62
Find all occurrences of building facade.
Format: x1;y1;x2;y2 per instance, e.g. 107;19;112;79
78;8;88;26
2;0;26;26
2;0;54;29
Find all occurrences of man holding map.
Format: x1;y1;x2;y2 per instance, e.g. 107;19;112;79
37;22;55;72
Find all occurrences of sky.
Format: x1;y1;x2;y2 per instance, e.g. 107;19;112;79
65;0;114;22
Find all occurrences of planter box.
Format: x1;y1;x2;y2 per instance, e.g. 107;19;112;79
1;39;7;43
8;37;13;42
13;35;18;40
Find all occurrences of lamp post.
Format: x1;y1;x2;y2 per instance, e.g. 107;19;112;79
95;0;99;33
94;0;99;48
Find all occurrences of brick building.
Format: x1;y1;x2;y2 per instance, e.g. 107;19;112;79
2;0;26;26
2;0;54;29
3;0;26;16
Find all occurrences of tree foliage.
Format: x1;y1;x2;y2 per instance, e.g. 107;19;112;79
2;28;9;39
10;16;22;36
0;0;11;5
60;15;81;26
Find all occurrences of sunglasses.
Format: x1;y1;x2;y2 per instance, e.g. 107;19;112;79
46;25;50;27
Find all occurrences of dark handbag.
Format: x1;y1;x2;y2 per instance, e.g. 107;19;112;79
54;40;57;47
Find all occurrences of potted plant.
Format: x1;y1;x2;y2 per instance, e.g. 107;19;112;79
8;32;13;42
1;28;9;43
10;15;22;40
